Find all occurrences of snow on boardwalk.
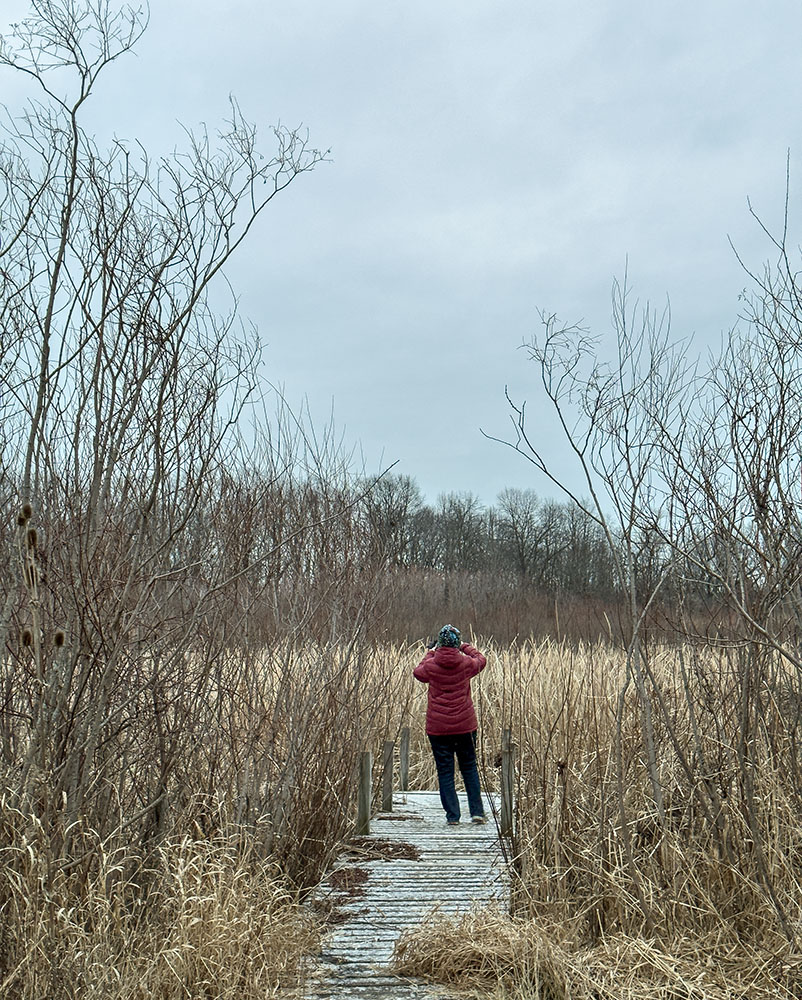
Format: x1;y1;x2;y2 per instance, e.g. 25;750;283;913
304;789;507;1000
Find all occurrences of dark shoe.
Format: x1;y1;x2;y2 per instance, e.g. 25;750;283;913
471;815;487;824
447;819;460;826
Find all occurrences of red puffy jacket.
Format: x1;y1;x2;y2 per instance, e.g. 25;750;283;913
413;643;487;735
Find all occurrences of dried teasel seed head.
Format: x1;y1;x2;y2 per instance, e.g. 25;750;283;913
21;503;33;521
17;513;26;526
21;628;33;647
26;527;38;550
54;630;66;648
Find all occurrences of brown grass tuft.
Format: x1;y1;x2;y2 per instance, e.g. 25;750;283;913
393;908;572;999
393;907;802;999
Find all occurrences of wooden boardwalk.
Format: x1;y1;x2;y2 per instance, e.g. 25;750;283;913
304;790;507;999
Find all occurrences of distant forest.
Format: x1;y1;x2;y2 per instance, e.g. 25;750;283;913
363;476;616;593
190;468;671;646
358;473;628;643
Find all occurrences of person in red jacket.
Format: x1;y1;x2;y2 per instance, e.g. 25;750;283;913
414;624;487;825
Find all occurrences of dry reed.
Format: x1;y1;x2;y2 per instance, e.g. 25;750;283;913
0;817;317;1000
392;635;802;998
393;907;802;999
6;630;802;997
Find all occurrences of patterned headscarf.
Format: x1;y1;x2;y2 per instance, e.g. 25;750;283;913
437;624;461;648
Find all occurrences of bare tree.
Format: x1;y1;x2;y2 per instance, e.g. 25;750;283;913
489;279;694;928
0;0;354;868
435;491;486;572
360;472;425;568
495;487;546;580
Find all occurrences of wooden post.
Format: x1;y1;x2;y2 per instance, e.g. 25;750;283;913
500;728;514;837
381;739;394;812
399;726;410;792
357;751;373;835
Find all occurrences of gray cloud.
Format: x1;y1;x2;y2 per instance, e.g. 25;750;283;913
3;0;802;501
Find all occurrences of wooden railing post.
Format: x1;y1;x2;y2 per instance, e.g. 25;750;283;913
381;739;394;812
357;751;373;835
500;728;514;837
399;726;410;792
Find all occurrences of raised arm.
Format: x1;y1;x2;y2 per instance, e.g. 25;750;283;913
459;643;487;677
413;650;435;683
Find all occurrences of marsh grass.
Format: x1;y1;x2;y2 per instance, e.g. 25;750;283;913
6;632;802;998
393;907;802;999
0;818;317;1000
393;636;802;998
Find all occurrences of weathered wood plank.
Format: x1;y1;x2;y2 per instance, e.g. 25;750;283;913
381;739;395;812
356;751;373;836
303;790;506;999
501;728;514;837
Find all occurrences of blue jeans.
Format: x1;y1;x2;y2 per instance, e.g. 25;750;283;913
428;731;485;823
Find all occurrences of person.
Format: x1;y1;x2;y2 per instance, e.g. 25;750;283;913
413;624;488;826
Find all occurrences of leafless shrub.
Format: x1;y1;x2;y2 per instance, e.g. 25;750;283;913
0;4;409;995
482;215;802;943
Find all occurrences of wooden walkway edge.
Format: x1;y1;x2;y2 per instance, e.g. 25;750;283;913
303;790;507;999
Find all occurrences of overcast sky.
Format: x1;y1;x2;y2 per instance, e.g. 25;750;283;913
4;1;802;503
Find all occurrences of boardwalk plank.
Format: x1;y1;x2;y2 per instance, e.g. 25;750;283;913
302;789;507;999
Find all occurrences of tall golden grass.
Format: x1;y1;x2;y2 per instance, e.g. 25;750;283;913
0;641;413;999
0;810;317;999
6;633;802;998
394;636;802;999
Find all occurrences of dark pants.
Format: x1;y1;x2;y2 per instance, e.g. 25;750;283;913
428;731;485;823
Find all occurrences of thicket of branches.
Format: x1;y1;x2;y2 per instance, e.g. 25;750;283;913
491;233;802;947
0;5;403;994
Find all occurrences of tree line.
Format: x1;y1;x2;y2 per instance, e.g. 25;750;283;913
360;478;618;597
